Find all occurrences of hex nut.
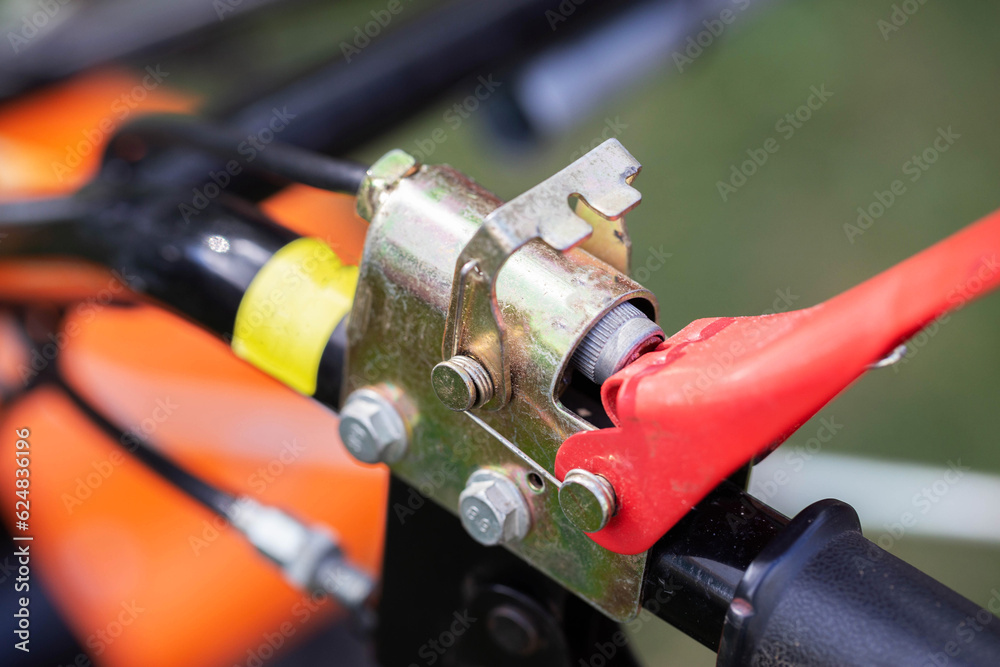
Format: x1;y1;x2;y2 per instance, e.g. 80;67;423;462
458;470;531;546
338;388;407;464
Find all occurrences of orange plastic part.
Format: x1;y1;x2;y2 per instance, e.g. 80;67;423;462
0;70;384;665
0;67;196;199
1;303;388;667
0;66;198;302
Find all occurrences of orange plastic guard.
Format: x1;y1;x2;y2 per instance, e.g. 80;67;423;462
555;207;1000;555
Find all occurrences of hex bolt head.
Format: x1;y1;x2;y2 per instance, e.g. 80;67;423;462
337;388;407;464
458;470;531;546
432;355;494;411
558;469;617;533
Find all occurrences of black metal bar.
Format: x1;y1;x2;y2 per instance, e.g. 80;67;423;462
642;479;789;651
717;500;1000;667
0;198;98;260
5;189;347;407
217;0;636;152
0;0;305;98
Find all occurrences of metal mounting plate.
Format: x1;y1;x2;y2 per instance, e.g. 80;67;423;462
345;150;653;621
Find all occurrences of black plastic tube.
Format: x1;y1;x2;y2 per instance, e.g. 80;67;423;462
717;500;1000;667
0;198;97;260
642;479;789;650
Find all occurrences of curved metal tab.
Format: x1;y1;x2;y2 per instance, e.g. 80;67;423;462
443;139;642;410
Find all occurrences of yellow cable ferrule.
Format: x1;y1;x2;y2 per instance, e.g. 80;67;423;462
232;237;358;395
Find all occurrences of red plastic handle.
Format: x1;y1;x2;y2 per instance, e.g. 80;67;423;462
556;208;1000;555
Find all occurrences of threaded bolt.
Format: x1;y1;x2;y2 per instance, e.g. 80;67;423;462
432;355;494;411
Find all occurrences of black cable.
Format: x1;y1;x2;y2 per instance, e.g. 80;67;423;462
4;309;237;518
53;373;238;519
106;114;370;195
3;309;236;517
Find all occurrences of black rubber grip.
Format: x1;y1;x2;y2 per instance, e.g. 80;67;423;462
717;500;1000;667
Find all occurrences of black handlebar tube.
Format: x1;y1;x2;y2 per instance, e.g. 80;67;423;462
643;485;1000;666
0;189;347;407
643;479;790;651
715;499;1000;666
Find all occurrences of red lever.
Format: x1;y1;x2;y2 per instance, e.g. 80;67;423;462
556;208;1000;555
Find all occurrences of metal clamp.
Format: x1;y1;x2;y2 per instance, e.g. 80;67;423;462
346;141;656;621
438;139;642;410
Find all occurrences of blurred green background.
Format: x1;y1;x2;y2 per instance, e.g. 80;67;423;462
177;0;1000;663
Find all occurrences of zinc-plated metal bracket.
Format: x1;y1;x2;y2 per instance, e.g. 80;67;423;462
347;140;656;622
441;139;642;410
